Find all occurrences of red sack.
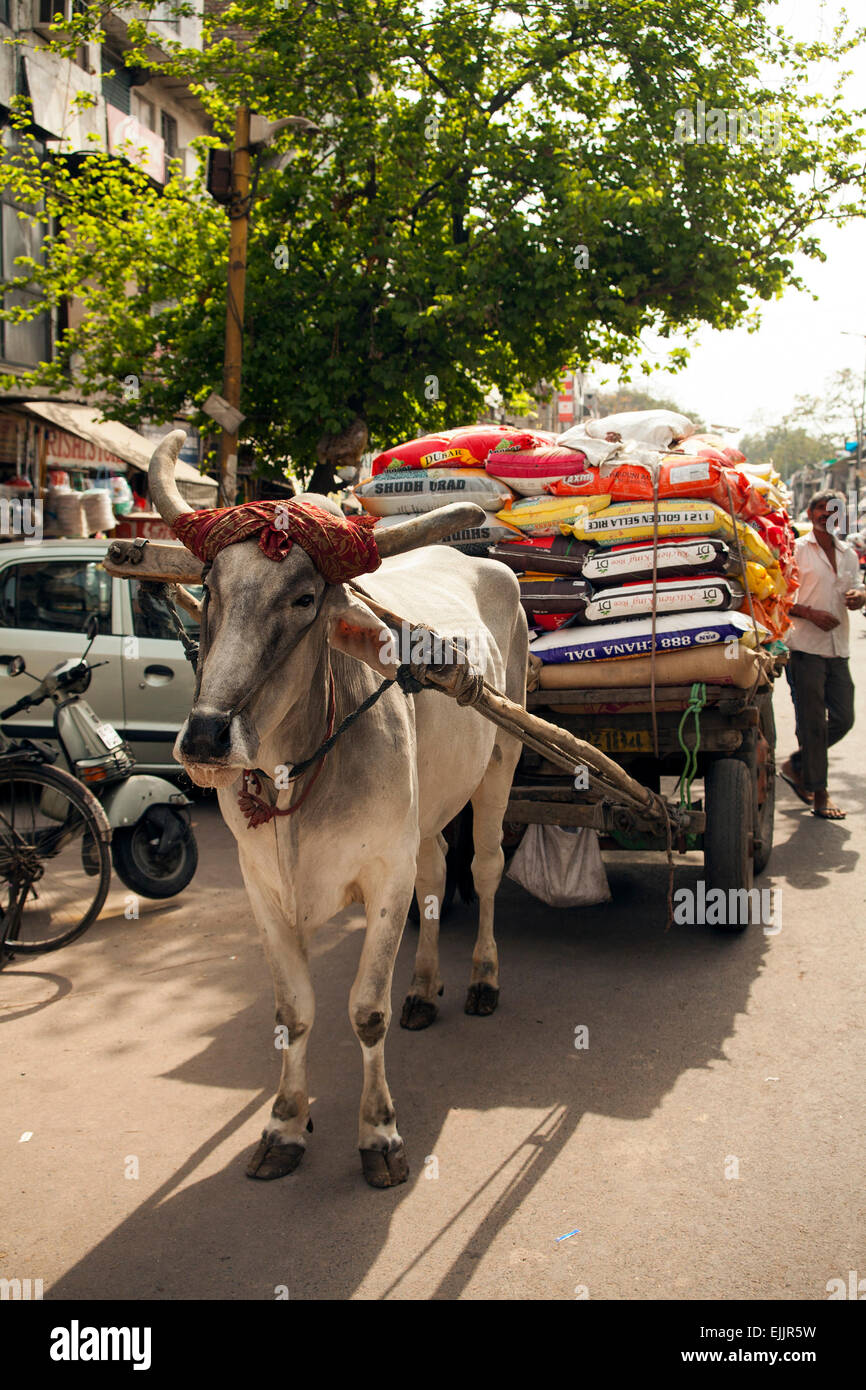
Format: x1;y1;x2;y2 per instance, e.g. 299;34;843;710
450;425;555;460
547;455;759;516
679;434;746;465
372;425;551;476
485;445;592;496
749;513;788;561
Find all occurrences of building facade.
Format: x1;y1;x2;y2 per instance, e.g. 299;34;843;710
0;1;210;377
0;4;214;517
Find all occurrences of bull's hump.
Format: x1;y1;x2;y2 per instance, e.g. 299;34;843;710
362;546;517;637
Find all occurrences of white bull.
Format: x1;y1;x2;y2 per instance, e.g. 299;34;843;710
150;432;528;1187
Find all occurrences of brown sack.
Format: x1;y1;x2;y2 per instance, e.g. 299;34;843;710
538;642;761;690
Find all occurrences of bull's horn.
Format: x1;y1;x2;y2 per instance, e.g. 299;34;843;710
374;503;488;558
149;428;193;525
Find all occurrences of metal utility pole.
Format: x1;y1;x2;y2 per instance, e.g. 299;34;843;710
219;106;251;507
842;331;866;530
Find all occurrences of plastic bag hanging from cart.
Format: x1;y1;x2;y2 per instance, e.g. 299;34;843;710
507;824;611;908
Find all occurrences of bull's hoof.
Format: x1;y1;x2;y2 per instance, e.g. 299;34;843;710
400;993;439;1030
360;1141;409;1188
465;982;499;1016
245;1132;306;1181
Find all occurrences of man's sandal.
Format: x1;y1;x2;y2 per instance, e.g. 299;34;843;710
778;769;813;806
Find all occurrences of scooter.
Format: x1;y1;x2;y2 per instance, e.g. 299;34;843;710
0;617;197;898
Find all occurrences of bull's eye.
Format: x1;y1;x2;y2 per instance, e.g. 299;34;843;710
293;593;315;608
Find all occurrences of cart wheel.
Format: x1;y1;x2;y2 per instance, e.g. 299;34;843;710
753;700;776;876
704;758;754;931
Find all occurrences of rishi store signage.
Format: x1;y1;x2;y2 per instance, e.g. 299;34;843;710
50;1321;152;1371
45;428;127;472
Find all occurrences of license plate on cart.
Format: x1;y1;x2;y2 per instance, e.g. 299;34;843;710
591;728;653;753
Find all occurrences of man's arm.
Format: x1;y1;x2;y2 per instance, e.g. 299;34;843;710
790;601;840;630
843;546;865;609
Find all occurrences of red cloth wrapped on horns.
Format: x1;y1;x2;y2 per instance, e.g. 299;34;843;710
172;499;381;583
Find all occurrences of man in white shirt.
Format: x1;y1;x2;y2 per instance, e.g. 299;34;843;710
781;490;865;818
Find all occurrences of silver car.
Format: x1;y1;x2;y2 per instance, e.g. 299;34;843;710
0;540;197;775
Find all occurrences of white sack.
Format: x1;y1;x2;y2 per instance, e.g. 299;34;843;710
507;823;611;908
584;409;695;449
556;427;622;467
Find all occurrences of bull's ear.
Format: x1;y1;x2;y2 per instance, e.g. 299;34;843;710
323;586;399;678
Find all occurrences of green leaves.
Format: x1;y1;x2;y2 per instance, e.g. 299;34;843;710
3;0;865;481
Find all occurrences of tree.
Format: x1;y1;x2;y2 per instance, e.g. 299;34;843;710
738;421;835;479
791;367;866;449
3;0;866;486
593;385;706;431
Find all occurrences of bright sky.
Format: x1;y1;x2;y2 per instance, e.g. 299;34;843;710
597;0;866;438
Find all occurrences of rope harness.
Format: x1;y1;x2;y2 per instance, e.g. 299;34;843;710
137;550;683;920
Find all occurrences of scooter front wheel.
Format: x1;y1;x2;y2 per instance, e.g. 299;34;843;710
111;810;198;899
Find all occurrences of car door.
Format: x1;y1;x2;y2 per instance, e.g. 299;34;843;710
118;577;199;773
0;551;123;748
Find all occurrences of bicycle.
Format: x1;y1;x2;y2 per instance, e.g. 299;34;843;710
0;655;112;965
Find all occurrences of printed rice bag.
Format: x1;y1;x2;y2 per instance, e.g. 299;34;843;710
583;575;745;623
495;492;611;536
371;425;554;475
530;610;769;665
487;534;592;576
563;500;777;567
356;468;513;516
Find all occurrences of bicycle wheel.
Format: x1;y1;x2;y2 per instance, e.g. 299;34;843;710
0;764;112;954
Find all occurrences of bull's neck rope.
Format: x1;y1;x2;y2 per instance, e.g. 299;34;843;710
238;670;337;828
159;568;480;828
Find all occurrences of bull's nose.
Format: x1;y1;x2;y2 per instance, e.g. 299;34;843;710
181;712;233;762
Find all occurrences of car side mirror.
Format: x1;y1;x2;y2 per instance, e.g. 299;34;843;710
0;654;26;677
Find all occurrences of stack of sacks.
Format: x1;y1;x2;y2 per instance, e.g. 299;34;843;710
484;410;796;690
356;425;549;553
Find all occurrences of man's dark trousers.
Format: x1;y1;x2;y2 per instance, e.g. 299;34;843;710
788;651;855;792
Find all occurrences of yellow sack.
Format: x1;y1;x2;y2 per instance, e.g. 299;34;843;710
743;562;774;599
496;492;611;536
564;500;777;567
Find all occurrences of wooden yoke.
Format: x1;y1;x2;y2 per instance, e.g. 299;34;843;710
103;539;204;585
350;584;666;826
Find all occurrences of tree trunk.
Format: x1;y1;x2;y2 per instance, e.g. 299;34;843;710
310;416;369;494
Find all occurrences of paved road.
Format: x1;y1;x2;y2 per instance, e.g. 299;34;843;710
2;630;864;1301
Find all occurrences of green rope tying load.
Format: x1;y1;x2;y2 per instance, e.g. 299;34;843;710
676;682;707;849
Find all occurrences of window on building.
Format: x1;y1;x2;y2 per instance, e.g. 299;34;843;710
134;95;156;132
101;48;132;115
0;561;112;634
161;111;178;178
0;0;11;28
36;0;86;24
0;152;52;370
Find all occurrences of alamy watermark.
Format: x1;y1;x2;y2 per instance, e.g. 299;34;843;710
673;880;782;933
0;498;42;543
825;490;866;536
674;100;783;153
378;621;492;668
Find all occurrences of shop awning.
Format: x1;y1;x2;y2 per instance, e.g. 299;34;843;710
19;401;217;496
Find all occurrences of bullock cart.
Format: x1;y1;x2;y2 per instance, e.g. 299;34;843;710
510;668;779;914
102;533;778;921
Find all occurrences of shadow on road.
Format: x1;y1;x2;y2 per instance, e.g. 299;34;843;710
47;856;769;1301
